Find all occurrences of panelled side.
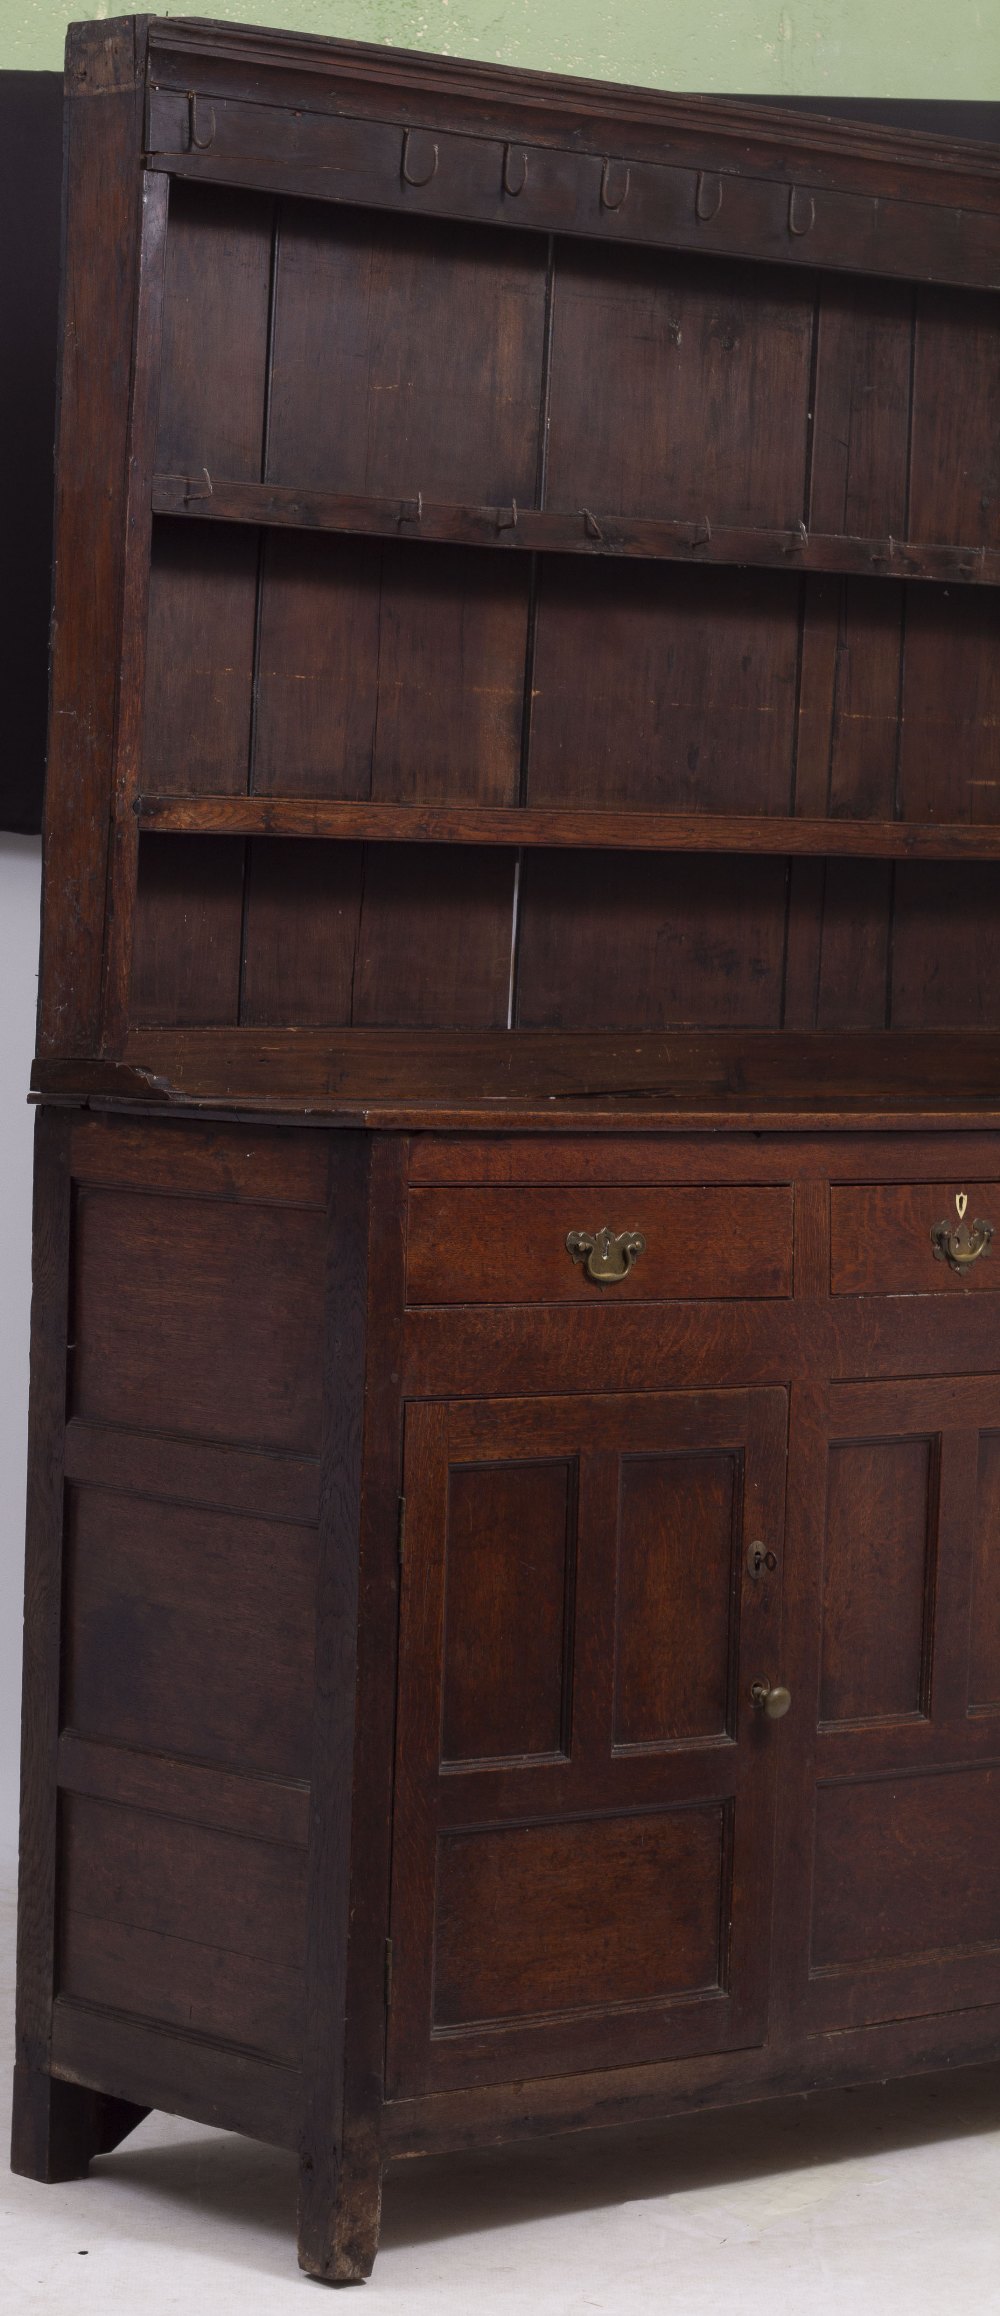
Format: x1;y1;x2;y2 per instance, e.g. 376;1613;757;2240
18;1115;340;2154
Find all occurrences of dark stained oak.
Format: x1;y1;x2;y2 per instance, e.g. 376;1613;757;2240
440;1458;575;1764
831;1181;1000;1292
151;471;1000;591
62;1487;318;1778
406;1183;794;1301
144;523;259;794
809;1764;1000;2026
139;29;1000;301
387;1388;786;2095
37;21;148;1055
137;795;1000;861
27;1023;1000;1128
434;1807;728;2024
265;206;548;507
819;1435;935;1724
19;19;1000;2289
70;1182;326;1449
613;1450;740;1746
155;179;273;480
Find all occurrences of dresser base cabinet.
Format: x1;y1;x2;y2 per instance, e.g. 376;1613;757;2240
13;1109;1000;2280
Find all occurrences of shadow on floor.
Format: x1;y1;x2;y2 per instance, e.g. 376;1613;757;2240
87;2058;1000;2269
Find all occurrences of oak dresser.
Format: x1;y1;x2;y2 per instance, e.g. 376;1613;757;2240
12;16;1000;2280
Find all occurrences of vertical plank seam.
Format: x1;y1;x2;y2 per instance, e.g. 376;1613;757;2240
238;200;282;1024
510;235;557;1023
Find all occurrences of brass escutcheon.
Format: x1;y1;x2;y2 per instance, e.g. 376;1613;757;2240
566;1226;646;1286
931;1190;994;1275
747;1542;778;1580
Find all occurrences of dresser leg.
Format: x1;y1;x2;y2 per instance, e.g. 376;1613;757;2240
297;2146;382;2284
11;2062;150;2183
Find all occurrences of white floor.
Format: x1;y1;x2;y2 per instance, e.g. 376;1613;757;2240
0;1870;998;2316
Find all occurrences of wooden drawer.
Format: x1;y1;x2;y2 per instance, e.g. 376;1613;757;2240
831;1181;1000;1293
406;1185;792;1303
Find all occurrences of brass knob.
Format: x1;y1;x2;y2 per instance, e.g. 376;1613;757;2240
750;1681;791;1719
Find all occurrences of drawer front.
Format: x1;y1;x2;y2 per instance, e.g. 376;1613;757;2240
406;1185;792;1303
831;1182;1000;1294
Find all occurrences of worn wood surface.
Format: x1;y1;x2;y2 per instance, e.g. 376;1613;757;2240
15;1115;329;2184
37;20;147;1054
21;18;1000;2286
137;797;1000;860
38;27;1000;1066
297;1135;376;2283
151;472;1000;590
140;24;1000;298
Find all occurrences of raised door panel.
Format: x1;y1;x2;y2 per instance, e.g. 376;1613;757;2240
613;1451;738;1746
440;1458;575;1765
819;1435;936;1727
434;1808;726;2029
388;1388;787;2097
793;1377;1000;2037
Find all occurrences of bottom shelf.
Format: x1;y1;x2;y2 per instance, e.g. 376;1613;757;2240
31;1029;1000;1130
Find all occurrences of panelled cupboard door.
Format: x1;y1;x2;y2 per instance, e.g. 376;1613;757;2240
795;1376;1000;2038
387;1389;787;2097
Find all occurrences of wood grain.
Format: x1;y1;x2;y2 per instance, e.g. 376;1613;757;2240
151;471;1000;589
137;796;1000;862
38;22;147;1054
24;17;1000;2283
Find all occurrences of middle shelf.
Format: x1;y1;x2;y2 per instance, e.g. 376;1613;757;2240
151;474;1000;592
137;795;1000;861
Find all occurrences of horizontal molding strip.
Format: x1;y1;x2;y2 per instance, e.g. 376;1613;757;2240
57;1731;311;1850
137;795;1000;863
63;1417;321;1526
51;1996;303;2150
145;87;1000;293
152;474;1000;591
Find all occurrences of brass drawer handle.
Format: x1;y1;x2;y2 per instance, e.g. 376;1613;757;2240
566;1227;646;1287
750;1681;791;1720
931;1192;993;1275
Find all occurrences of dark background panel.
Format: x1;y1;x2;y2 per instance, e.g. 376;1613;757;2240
1;81;998;834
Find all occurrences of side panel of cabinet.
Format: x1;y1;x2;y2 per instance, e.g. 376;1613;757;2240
13;1112;377;2168
387;1387;788;2097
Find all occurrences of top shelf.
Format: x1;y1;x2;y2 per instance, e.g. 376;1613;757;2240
152;475;1000;592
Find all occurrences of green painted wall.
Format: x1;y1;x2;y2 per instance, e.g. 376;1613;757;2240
2;0;998;94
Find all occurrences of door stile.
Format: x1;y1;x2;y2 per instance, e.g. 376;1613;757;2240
768;1375;830;2053
723;1386;790;2047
